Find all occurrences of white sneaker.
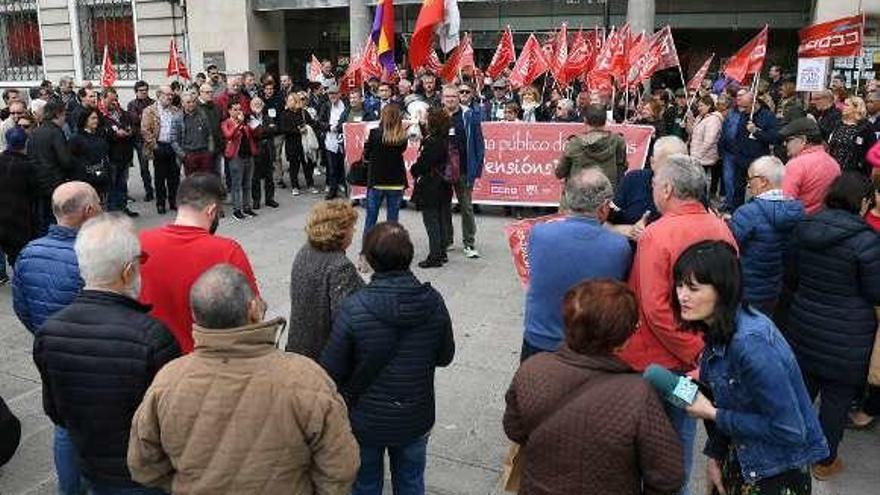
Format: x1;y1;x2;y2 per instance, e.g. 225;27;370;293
309;187;321;194
463;246;480;259
291;188;301;196
315;168;323;176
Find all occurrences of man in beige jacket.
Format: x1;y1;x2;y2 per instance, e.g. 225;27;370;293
128;264;359;494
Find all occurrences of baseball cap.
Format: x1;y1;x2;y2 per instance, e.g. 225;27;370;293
5;126;27;151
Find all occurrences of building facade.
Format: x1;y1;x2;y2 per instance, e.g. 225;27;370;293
1;0;878;93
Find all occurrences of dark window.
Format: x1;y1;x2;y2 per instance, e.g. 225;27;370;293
0;0;43;81
77;0;137;81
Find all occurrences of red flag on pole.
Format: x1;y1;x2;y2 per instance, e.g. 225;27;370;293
361;39;383;80
424;50;443;74
627;26;681;87
440;34;474;82
308;54;322;82
723;26;768;83
339;56;363;94
100;45;117;88
460;33;475;70
687;53;715;90
486;27;515;79
166;37;190;80
593;24;630;84
549;23;569;85
508;34;549;89
798;14;864;58
562;30;595;85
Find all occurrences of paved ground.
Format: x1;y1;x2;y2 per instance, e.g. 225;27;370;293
1;175;878;495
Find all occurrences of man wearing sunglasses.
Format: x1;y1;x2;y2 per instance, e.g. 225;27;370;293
34;214;179;495
0;101;26;151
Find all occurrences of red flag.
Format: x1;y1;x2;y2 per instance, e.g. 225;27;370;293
424;50;443;74
100;45;116;88
339;56;363;94
508;34;549;89
549;23;569;84
687;53;715;90
166;37;190;80
440;34;474;82
361;39;383;80
562;30;594;85
409;0;446;69
486;27;515;79
798;14;863;58
627;26;681;88
724;26;768;84
308;54;322;82
593;24;630;83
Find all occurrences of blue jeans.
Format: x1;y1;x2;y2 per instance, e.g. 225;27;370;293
55;426;83;495
663;402;696;495
364;188;403;236
353;435;429;495
721;154;746;212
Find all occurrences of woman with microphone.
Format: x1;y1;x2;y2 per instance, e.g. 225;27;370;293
673;241;828;495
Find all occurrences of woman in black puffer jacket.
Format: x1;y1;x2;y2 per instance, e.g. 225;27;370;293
69;109;110;202
786;172;880;479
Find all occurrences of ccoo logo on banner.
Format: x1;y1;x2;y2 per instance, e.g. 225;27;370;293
798;14;864;59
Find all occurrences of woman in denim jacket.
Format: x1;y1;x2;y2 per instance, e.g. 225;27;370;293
672;241;828;495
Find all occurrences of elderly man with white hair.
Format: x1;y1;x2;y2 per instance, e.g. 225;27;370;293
34;214;179;494
617;154;736;495
141;85;183;214
608;135;689;240
730;156;804;318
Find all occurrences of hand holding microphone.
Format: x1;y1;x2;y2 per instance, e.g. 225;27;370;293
643;364;716;420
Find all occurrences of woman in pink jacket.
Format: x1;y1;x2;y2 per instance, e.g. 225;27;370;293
688;96;724;198
867;139;880;178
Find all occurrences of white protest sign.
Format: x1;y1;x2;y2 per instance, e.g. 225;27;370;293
796;57;829;92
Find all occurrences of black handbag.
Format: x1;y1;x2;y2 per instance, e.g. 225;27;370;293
346;158;369;187
84;157;111;186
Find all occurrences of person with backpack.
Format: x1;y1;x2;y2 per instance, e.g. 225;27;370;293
411;108;456;268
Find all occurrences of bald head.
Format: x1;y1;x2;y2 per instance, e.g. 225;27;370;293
52;181;101;228
190;264;257;330
561;168;613;217
157;85;173;107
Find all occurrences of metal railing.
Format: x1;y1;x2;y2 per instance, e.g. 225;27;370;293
0;0;43;81
77;0;138;81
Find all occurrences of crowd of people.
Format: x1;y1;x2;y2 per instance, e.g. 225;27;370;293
0;56;879;495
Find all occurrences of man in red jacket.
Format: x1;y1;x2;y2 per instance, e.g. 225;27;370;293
139;173;259;353
618;154;736;495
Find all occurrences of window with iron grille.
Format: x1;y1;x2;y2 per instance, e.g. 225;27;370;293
77;0;137;81
0;0;44;81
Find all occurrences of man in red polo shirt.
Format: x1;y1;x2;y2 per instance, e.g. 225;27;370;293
139;173;258;353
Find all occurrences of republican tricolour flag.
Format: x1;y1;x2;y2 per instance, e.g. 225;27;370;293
409;0;461;69
371;0;396;72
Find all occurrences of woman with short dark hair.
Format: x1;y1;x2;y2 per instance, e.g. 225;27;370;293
320;222;455;495
674;240;829;494
503;279;684;495
69;109;110;202
785;172;880;480
411;108;452;268
286;200;363;359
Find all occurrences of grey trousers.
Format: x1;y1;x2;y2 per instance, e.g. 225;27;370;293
228;156;254;211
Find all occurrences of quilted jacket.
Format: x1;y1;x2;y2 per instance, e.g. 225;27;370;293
320;270;455;447
12;225;83;333
128;318;359;495
33;290;179;487
787;208;880;385
730;192;805;304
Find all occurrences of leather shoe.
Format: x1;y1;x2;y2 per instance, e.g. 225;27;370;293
266;200;280;208
812;458;844;481
157;205;166;215
418;258;443;269
122;208;140;218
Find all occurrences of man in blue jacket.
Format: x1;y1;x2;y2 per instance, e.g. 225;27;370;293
719;89;779;212
442;84;485;259
730;156;804;320
12;180;101;495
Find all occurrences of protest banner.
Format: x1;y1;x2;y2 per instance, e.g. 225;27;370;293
343;121;654;206
796;57;829;92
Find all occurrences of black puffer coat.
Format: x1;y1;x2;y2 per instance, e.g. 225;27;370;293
0;150;37;260
33;291;180;486
320;270;455;446
786;209;880;385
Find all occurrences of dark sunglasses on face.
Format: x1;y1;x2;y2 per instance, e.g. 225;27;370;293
459;90;471;94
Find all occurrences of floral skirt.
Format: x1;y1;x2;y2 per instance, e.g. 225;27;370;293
716;450;812;495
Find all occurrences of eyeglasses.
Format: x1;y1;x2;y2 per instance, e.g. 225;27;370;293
459;89;472;94
747;175;764;181
19;124;31;130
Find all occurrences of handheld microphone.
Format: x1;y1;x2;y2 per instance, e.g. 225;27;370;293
643;364;700;409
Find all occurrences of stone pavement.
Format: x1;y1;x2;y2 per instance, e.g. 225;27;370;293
1;179;878;495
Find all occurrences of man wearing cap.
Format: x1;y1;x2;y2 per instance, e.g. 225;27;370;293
317;83;347;199
483;79;512;122
780;117;842;214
